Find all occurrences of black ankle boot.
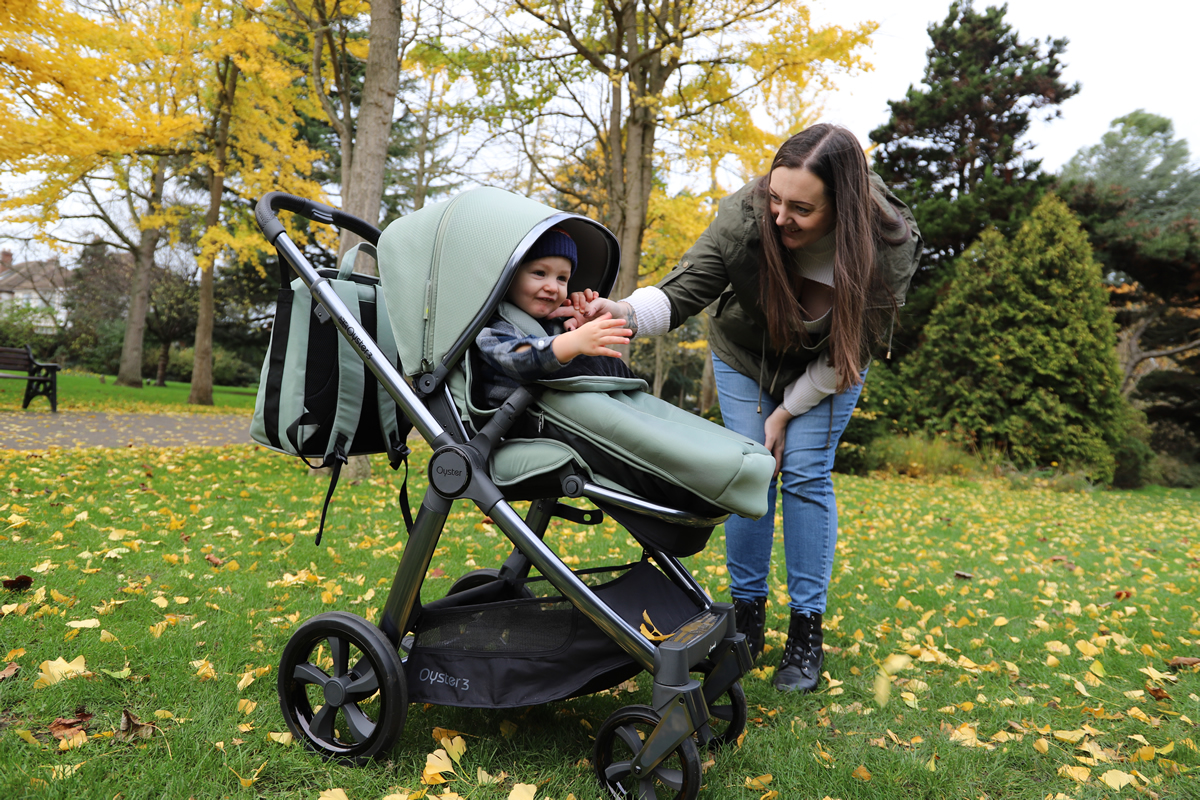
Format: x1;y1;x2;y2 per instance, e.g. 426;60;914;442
732;597;766;661
774;611;823;693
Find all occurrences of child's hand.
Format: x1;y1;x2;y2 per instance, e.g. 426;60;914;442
552;313;631;362
548;289;619;330
549;298;586;331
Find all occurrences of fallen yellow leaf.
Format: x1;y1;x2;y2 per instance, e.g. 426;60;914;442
852;764;872;781
59;731;86;751
745;774;773;789
441;735;466;765
65;619;99;629
1099;769;1135;790
48;763;83;780
268;731;293;745
1057;765;1090;782
318;791;349;800
229;761;267;788
508;784;537;800
34;655;87;688
1034;738;1050;754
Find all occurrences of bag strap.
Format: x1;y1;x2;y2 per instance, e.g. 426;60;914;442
339;242;378;280
371;287;415;532
325;280;367;464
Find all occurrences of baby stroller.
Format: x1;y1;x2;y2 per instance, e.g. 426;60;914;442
254;188;773;799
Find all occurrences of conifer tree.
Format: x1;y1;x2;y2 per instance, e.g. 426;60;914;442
868;1;1077;362
901;194;1123;482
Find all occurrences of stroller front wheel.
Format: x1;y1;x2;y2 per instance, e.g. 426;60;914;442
593;705;702;800
278;611;408;764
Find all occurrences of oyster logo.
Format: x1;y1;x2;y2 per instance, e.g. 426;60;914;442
419;668;469;691
435;465;463;477
339;317;370;354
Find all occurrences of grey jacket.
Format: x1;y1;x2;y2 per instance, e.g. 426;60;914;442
655;172;922;400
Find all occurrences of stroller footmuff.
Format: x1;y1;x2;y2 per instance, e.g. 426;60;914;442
254;188;772;799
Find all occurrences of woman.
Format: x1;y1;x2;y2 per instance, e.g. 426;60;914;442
560;124;921;692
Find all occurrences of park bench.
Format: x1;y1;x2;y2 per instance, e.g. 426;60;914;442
0;344;59;412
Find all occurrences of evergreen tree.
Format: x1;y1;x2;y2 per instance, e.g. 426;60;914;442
1057;112;1200;414
868;1;1077;359
901;194;1124;483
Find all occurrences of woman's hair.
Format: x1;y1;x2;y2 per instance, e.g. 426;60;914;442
756;124;908;391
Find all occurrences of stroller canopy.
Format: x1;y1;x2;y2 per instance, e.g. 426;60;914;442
376;187;620;379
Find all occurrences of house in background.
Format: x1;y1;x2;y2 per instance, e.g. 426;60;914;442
0;249;70;335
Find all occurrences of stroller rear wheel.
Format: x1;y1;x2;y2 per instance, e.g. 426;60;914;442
278;611;408;764
593;705;702;800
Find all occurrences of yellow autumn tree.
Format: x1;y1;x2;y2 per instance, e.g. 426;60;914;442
2;0;323;392
2;0;206;387
470;0;875;300
185;0;326;404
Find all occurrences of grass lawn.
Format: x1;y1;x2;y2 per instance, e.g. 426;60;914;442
1;443;1198;799
0;371;257;415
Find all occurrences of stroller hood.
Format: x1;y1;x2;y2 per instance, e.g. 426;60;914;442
376;187;620;378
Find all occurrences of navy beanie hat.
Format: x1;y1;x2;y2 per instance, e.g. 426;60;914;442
523;227;577;274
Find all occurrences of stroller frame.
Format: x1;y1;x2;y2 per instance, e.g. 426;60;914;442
258;193;753;798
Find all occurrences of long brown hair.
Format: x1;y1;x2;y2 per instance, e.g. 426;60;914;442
756;124;906;391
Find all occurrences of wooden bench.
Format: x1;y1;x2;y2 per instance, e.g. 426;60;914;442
0;344;59;412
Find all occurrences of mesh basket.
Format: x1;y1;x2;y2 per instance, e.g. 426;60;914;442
404;561;702;708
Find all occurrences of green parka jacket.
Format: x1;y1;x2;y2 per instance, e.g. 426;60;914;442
655;172;922;400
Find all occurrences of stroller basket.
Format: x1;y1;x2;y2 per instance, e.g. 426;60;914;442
256;190;762;799
407;561;704;708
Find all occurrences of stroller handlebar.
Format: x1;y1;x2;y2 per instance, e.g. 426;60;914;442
255;192;381;246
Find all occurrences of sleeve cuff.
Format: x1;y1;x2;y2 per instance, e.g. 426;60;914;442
625;286;672;337
781;355;839;416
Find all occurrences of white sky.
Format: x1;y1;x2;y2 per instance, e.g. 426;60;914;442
808;0;1200;172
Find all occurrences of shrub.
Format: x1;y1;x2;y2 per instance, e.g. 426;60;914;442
167;346;258;387
1111;405;1158;489
63;318;125;375
1154;455;1200;488
864;433;981;478
1002;467;1097;493
835;361;915;474
0;304;46;350
900;194;1125;484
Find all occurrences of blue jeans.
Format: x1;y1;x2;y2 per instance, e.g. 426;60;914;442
712;353;864;615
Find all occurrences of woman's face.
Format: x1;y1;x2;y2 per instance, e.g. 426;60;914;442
768;167;835;250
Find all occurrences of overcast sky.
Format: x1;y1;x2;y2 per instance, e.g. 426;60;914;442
808;0;1200;172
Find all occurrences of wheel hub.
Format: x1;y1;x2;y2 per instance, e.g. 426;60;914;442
324;678;348;706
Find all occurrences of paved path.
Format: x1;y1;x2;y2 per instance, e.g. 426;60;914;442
0;410;254;450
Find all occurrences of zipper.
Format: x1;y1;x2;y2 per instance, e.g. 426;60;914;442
424;193;467;367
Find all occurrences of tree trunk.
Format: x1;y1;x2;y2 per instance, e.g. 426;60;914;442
190;59;239;406
653;336;666;398
699;345;715;413
116;160;167;388
155;340;170;387
337;0;402;270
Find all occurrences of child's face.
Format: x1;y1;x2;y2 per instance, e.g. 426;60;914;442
508;256;572;318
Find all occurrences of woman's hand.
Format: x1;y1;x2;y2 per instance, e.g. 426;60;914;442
547;289;622;330
763;406;793;477
552;313;631;362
